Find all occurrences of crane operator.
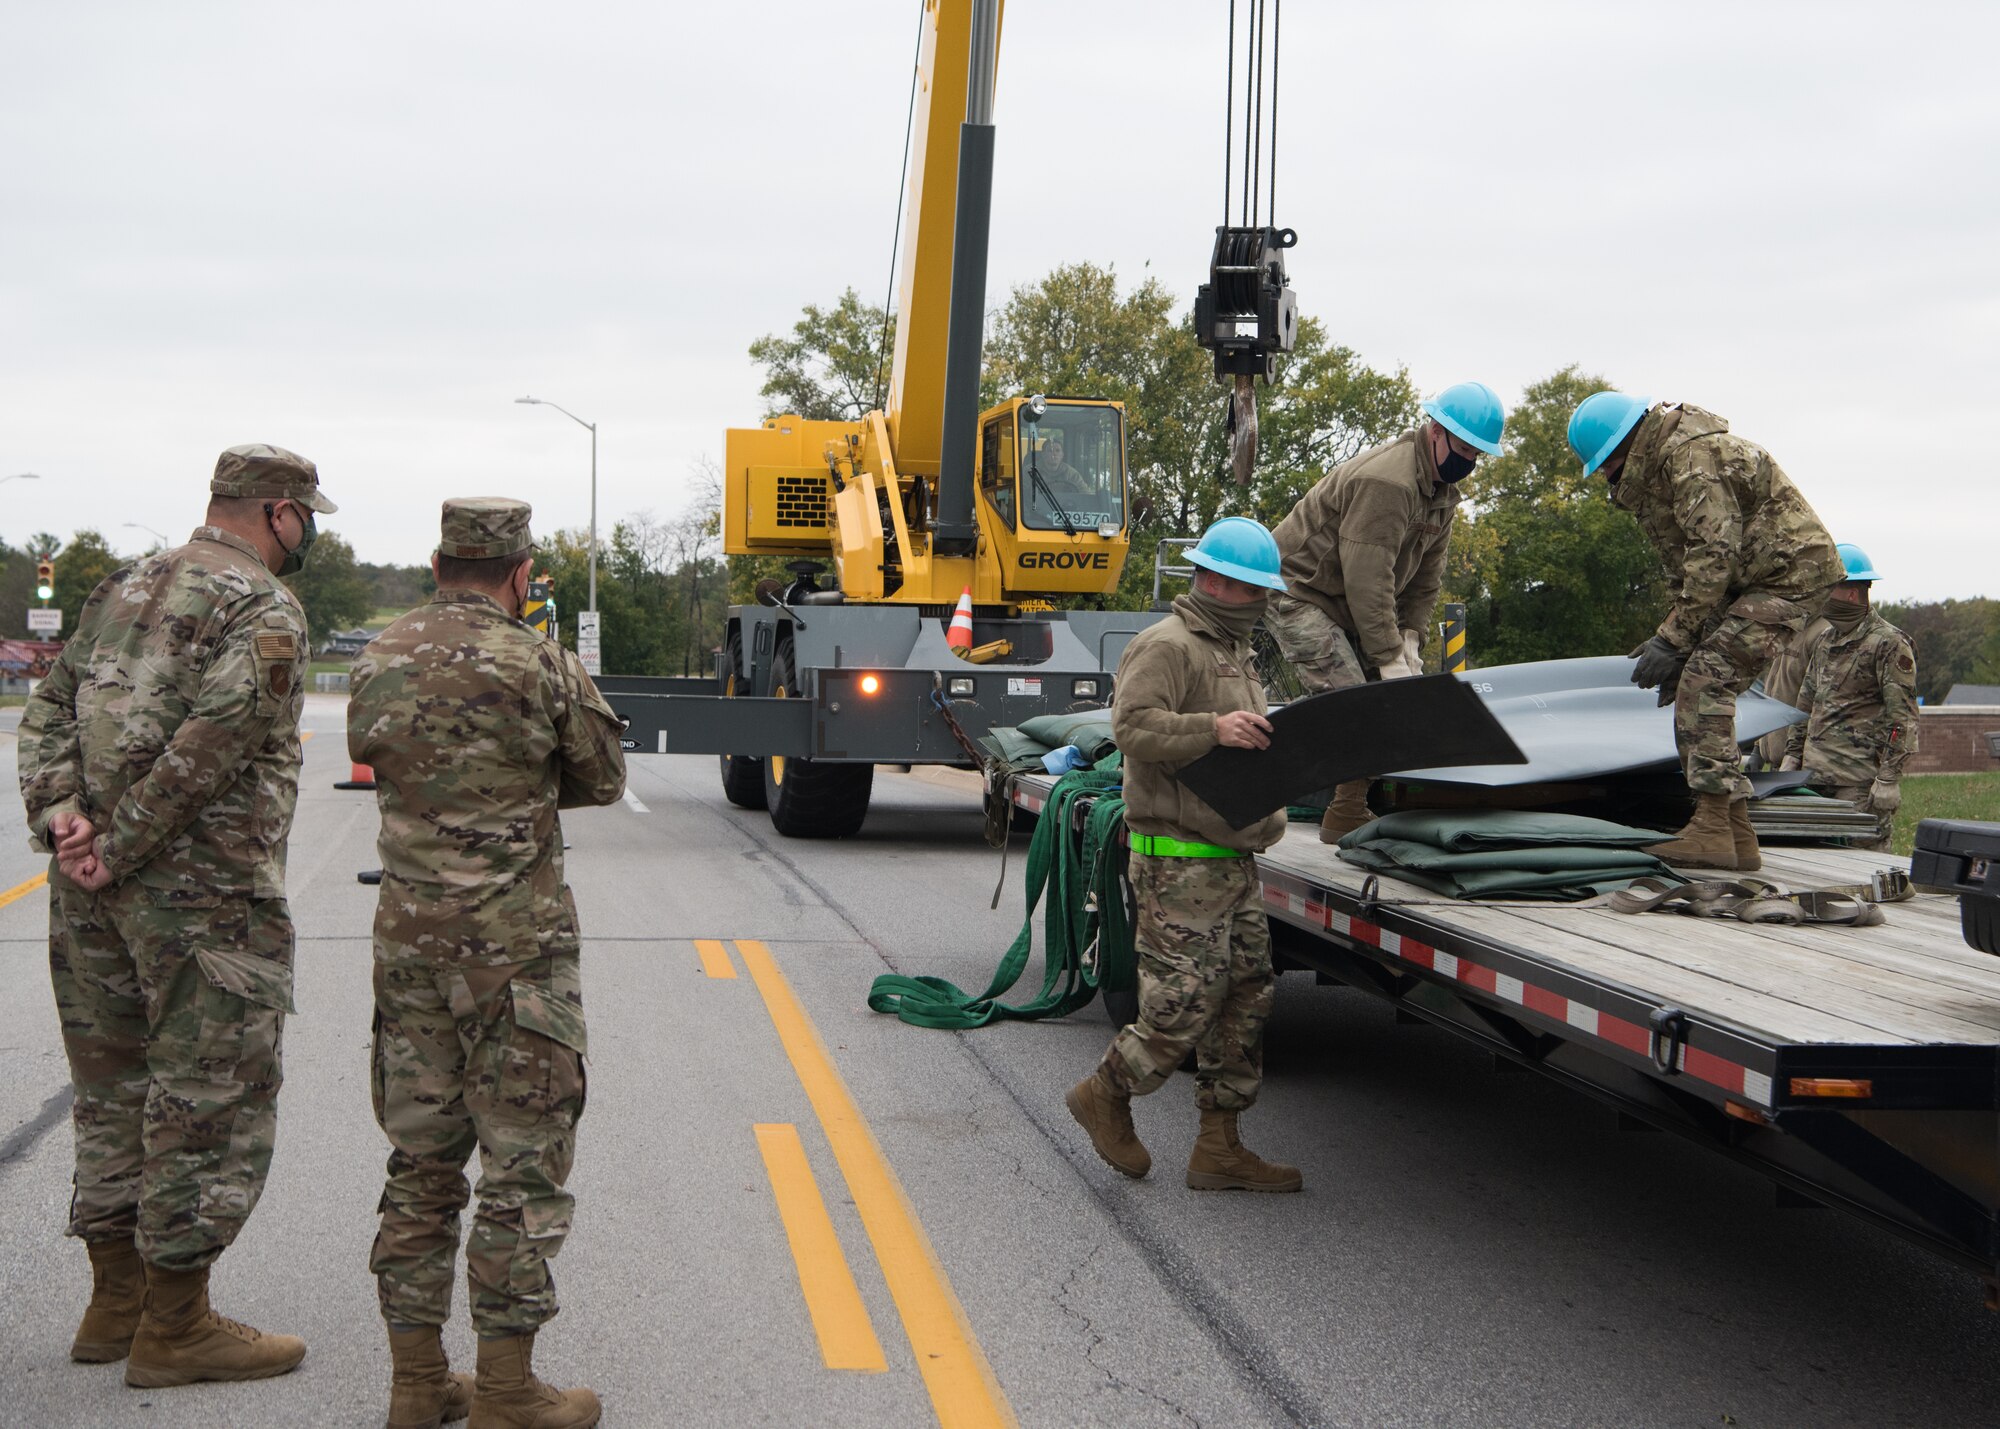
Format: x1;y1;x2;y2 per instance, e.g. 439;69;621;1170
1026;430;1095;525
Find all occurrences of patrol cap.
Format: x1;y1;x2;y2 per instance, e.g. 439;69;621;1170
438;497;534;560
210;443;338;513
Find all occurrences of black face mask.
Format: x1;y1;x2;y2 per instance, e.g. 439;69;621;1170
1437;449;1477;483
268;503;316;577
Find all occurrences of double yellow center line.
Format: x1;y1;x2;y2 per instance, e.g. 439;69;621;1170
707;937;1014;1429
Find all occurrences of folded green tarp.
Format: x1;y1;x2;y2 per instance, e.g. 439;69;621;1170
977;709;1119;771
1335;808;1684;903
1017;709;1118;765
1336;809;1669;853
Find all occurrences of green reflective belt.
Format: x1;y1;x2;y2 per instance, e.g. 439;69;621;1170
1129;833;1239;859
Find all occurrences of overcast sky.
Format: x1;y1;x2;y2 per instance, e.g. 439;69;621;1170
4;1;1994;599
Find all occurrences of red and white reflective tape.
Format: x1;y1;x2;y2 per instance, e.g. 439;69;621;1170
1260;881;1774;1107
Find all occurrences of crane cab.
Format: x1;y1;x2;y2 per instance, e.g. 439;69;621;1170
977;395;1129;598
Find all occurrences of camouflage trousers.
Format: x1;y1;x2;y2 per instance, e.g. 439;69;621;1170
1264;594;1368;694
1675;609;1808;799
49;878;293;1269
371;949;588;1337
1100;851;1273;1112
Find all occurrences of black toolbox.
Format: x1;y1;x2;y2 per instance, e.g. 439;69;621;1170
1913;819;2000;955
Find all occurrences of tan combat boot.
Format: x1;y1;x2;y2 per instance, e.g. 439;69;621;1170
1186;1109;1302;1192
123;1263;307;1387
1064;1069;1151;1178
71;1237;145;1363
389;1325;476;1429
1727;797;1762;872
1644;792;1740;871
1318;780;1375;845
469;1332;601;1429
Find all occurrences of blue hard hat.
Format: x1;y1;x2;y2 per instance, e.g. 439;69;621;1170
1186;516;1288;592
1567;390;1653;477
1420;381;1506;455
1836;542;1881;582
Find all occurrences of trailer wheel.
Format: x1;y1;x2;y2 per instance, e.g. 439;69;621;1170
763;643;873;838
718;630;768;810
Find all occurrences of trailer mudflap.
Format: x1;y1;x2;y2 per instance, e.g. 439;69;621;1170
615;694;814;757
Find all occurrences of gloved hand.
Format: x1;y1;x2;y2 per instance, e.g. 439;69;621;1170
1869;777;1902;815
1400;629;1423;674
1377;654;1419;681
1654;663;1685;708
1779;755;1802;772
1628;635;1686;691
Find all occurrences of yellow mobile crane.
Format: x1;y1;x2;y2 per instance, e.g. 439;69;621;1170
605;0;1159;837
722;0;1129;609
602;0;1299;837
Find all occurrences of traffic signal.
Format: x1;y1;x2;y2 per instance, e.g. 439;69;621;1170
35;557;53;601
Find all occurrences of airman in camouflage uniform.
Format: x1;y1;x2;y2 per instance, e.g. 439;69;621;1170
18;444;330;1388
1580;398;1843;870
349;498;625;1429
1751;612;1832;769
1783;567;1919;852
1066;517;1302;1194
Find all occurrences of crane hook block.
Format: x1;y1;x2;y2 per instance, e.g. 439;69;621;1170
1193;225;1300;382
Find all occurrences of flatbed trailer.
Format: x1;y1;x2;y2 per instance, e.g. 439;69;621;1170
1005;769;2000;1301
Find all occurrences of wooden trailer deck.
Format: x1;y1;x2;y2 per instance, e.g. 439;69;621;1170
1256;832;1998;1052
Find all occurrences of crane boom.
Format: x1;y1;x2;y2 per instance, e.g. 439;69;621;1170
884;0;1003;477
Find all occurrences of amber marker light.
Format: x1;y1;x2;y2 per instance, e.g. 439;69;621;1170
859;674;881;695
1789;1078;1874;1099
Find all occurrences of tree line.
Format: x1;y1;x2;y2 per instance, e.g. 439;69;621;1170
14;262;1991;696
15;516;727;682
743;262;1998;692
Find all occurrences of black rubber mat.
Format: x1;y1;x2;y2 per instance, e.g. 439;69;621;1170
1176;675;1526;829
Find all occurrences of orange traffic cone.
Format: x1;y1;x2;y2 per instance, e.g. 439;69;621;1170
946;589;975;654
334;762;377;791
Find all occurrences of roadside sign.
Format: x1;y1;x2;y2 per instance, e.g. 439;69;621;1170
26;608;62;633
577;611;601;676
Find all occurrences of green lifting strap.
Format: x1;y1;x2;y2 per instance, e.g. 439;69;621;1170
867;762;1136;1029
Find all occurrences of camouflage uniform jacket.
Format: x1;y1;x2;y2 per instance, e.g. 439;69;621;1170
18;527;309;896
347;590;627;970
1272;429;1457;671
1111;595;1286;854
1612;404;1844;651
1783;610;1921;783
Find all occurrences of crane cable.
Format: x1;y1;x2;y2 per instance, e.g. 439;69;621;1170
1221;0;1282;230
1219;0;1283;488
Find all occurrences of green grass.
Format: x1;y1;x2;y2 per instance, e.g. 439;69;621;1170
1892;771;2000;855
364;607;405;630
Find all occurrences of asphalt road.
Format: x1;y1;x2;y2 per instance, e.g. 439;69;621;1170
3;693;1999;1427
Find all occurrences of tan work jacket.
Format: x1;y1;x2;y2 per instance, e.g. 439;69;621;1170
1111;596;1286;854
1271;428;1458;671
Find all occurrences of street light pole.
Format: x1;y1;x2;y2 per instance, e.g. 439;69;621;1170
2;472;43;486
123;521;169;549
513;396;597;613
